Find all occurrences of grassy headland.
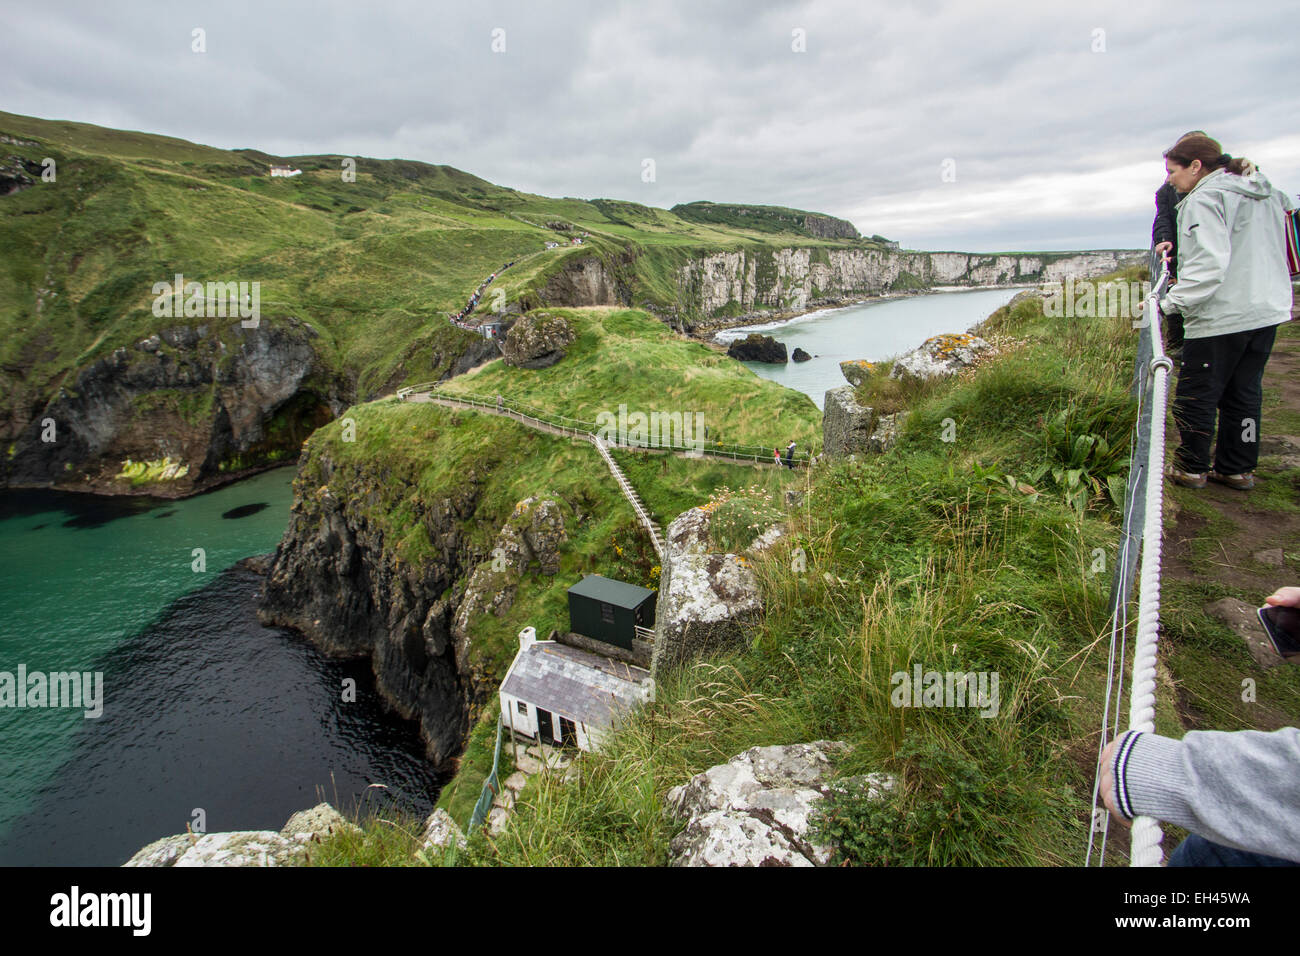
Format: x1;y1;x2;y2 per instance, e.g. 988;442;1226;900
319;265;1300;866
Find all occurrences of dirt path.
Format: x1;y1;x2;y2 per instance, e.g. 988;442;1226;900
1161;303;1300;732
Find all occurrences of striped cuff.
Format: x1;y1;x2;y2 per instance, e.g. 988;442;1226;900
1112;730;1189;824
1112;730;1144;820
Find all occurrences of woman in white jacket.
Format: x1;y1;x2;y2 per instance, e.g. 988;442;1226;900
1159;133;1295;491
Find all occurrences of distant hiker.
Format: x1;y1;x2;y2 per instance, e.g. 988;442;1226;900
1158;133;1295;492
773;446;782;466
784;440;796;469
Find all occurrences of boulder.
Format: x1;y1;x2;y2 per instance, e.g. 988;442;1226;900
651;507;763;676
822;386;906;458
280;802;360;841
171;831;311;867
420;808;468;852
501;312;576;369
727;333;788;364
791;347;812;362
839;359;878;386
123;834;197;867
665;741;894;867
889;332;991;382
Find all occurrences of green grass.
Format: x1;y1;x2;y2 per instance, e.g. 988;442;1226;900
310;263;1300;867
379;264;1259;867
439;307;822;453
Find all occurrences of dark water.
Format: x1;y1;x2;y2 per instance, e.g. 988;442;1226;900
0;471;446;866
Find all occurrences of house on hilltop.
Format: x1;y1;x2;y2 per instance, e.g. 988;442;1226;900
269;165;302;178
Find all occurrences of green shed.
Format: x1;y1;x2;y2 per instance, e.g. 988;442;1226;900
567;574;657;651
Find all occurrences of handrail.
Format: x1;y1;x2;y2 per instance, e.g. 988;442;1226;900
397;381;812;466
1124;260;1172;868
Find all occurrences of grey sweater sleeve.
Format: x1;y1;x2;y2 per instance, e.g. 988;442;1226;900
1113;727;1300;862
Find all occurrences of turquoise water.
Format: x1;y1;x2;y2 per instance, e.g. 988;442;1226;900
0;469;297;838
717;287;1029;409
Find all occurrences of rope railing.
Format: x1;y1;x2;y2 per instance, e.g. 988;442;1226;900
1087;255;1172;868
1125;260;1173;867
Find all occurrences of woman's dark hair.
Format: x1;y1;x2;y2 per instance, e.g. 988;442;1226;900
1164;133;1248;175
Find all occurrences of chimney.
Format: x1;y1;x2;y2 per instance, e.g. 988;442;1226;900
519;626;536;651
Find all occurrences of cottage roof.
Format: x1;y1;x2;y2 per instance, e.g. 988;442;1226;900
567;574;655;610
502;642;649;728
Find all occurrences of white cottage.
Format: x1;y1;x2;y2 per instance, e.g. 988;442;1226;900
499;627;653;751
269;165;302;178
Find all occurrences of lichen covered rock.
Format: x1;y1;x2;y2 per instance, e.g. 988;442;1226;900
501;312;576;369
651;507;763;676
839;359;878;386
419;808;468;852
889;332;990;382
822;386;905;458
665;741;894;867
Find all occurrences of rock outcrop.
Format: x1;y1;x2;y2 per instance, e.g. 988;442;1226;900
419;808;468;852
123;802;359;867
259;462;474;764
651;507;763;677
890;332;991;383
501;312;577;369
532;255;629;308
801;214;859;241
0;154;43;195
452;496;568;651
822;386;905;458
791;347;812;362
675;247;1143;332
726;333;787;364
839;359;878;386
665;741;895;867
3;319;349;497
260;443;571;764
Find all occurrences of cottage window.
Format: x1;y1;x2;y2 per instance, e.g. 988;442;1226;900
516;700;528;716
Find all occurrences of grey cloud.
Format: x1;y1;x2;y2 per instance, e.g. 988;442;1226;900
1;0;1295;251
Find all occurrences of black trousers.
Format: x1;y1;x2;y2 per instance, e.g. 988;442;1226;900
1172;324;1277;475
1164;311;1184;356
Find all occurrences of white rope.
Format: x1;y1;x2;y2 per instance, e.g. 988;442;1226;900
1126;267;1173;867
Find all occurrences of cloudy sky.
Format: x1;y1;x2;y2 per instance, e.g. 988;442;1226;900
3;0;1297;251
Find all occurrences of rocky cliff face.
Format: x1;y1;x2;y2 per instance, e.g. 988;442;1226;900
2;319;350;497
259;453;473;764
673;247;1142;332
258;435;570;765
528;255;631;309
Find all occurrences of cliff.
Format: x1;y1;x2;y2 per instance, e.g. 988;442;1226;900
670;246;1143;332
3;318;349;496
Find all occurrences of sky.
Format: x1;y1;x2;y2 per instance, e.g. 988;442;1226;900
2;0;1297;252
